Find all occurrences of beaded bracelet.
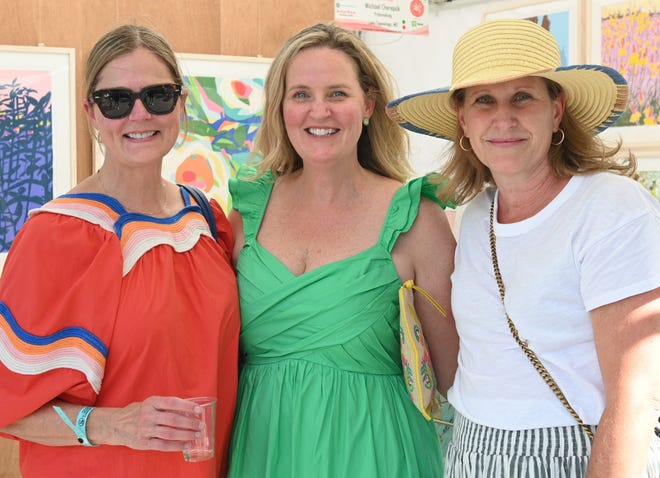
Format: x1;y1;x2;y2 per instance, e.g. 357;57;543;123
53;405;99;447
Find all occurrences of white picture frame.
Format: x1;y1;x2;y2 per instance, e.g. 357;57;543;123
0;45;76;273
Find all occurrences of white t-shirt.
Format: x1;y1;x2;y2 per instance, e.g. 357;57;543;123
447;172;660;429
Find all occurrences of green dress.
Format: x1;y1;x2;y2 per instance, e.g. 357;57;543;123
228;171;444;477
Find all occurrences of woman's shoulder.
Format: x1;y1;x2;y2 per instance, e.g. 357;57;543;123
407;173;457;210
379;174;455;248
30;194;119;233
229;167;275;209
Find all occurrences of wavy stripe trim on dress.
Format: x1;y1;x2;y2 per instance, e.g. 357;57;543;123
0;302;108;394
31;195;213;276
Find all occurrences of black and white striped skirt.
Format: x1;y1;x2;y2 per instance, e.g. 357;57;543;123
445;412;660;477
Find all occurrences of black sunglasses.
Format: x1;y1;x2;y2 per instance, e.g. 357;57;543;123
89;83;183;119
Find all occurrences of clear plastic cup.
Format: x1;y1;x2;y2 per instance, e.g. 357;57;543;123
183;396;216;462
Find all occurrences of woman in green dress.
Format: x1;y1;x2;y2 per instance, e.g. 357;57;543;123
227;23;458;477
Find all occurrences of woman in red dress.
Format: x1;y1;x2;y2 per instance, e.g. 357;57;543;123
0;24;240;478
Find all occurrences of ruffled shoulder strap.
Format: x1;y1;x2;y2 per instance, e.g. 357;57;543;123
228;167;275;241
379;174;452;253
421;173;454;209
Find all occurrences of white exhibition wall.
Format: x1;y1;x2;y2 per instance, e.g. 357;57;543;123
364;1;496;175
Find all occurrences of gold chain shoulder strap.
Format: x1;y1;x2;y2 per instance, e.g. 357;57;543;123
488;199;594;440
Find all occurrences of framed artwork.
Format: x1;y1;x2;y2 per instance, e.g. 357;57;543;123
483;0;582;64
588;0;660;156
0;45;76;274
94;53;271;214
637;157;660;200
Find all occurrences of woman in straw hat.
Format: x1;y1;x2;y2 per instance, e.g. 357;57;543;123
389;19;659;478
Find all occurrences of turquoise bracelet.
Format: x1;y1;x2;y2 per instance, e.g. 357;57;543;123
53;405;98;447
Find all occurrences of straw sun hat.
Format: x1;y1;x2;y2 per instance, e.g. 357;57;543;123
387;19;629;141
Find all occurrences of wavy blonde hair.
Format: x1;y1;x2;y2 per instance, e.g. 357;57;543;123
251;23;410;181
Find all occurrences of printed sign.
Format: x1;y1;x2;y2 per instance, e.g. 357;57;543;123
335;0;429;35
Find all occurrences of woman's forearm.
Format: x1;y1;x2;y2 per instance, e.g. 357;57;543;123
1;399;97;446
1;396;204;451
587;401;656;478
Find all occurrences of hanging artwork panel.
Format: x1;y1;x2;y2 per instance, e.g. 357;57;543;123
0;45;76;273
167;53;271;213
589;0;660;156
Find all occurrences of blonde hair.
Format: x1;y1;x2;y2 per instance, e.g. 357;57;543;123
435;79;636;205
85;24;182;99
252;22;410;181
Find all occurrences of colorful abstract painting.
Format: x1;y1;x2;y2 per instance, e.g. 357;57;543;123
599;0;660;127
0;47;75;274
161;54;271;213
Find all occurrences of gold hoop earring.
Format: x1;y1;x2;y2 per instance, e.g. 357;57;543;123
459;135;472;152
551;128;565;146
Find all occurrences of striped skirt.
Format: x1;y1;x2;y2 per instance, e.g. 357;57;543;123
445;412;660;478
